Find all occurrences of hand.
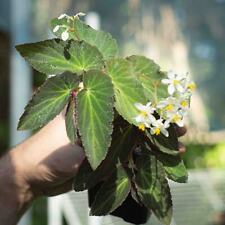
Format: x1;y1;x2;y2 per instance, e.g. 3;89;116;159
0;113;85;225
175;125;187;154
15;113;85;197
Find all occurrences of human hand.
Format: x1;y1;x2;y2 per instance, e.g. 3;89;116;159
14;113;85;198
175;125;187;154
0;112;85;225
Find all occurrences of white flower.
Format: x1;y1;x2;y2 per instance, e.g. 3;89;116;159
58;14;68;19
162;71;186;95
157;96;178;112
61;30;69;41
53;25;60;33
165;111;184;127
185;80;196;93
150;119;170;137
78;82;84;91
176;93;191;111
75;12;86;17
134;102;156;131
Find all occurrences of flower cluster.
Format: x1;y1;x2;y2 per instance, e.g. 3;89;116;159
52;12;85;41
134;71;196;137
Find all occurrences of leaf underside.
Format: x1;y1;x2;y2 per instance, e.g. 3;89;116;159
18;73;79;130
77;70;114;169
16;39;104;75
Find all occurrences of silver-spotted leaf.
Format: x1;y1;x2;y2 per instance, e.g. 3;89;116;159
16;39;104;75
90;166;131;216
106;59;147;126
77;70;114;169
18;73;79;130
135;152;173;225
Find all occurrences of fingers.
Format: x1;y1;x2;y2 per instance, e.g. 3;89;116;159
178;142;186;154
174;125;187;154
175;125;187;137
41;178;74;197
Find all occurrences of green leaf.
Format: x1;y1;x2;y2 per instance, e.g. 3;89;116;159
106;59;147;125
146;125;180;156
127;55;168;102
135;152;173;225
144;140;188;183
73;158;93;192
161;155;188;183
90;166;131;216
16;39;104;75
74;18;119;59
65;96;77;144
18;73;79;130
73;122;136;192
51;17;119;59
77;70;114;169
86;124;136;189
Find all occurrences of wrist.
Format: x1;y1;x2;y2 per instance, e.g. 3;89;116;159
0;151;34;224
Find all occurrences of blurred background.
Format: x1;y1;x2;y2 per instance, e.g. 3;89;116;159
1;0;225;225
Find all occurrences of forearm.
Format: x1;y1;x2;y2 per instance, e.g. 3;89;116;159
0;151;33;225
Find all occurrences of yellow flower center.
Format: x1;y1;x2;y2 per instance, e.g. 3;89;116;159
138;124;145;131
172;114;181;123
187;83;196;91
181;100;188;107
140;111;148;117
154;128;161;135
173;80;180;85
165;104;174;111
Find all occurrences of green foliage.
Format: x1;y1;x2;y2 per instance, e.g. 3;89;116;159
18;73;79;130
73;123;136;191
127;55;168;102
16;39;104;75
90;166;131;215
50;17;118;59
77;70;114;169
16;15;190;225
135;151;173;225
74;18;119;59
183;143;225;169
106;59;147;125
144;140;188;183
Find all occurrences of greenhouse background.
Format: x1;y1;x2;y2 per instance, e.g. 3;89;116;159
1;0;225;225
